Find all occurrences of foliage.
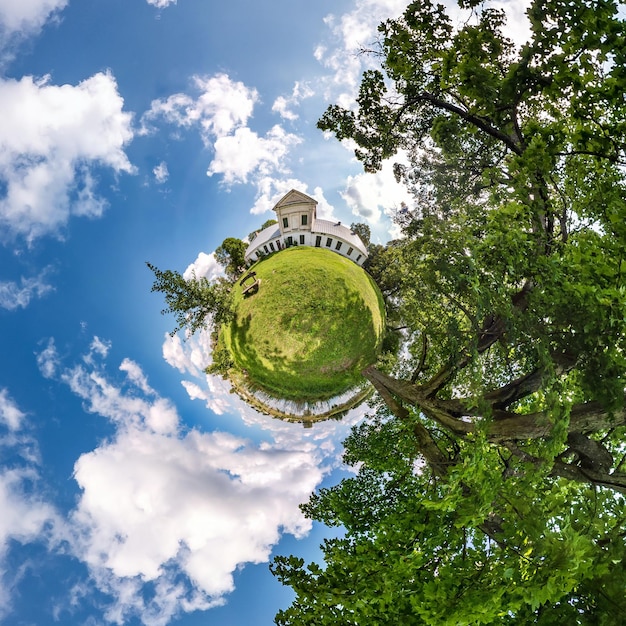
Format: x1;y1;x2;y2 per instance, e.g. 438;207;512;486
222;247;385;402
350;222;371;248
147;263;234;337
274;0;626;623
205;340;233;377
215;237;247;281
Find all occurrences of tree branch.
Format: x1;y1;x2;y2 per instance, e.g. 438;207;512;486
364;367;451;477
404;92;524;156
420;280;533;397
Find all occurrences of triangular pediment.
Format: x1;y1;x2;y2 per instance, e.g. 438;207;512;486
273;189;317;211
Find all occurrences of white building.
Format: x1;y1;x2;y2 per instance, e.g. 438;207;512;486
244;190;368;266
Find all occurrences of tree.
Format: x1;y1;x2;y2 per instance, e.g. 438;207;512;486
215;237;247;280
350;222;371;248
147;263;234;337
273;0;626;622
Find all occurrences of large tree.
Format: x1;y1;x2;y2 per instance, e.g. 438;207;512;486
273;0;626;623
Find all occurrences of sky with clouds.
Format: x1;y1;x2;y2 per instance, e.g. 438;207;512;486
0;0;532;624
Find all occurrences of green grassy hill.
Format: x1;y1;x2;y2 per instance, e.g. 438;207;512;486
221;247;385;403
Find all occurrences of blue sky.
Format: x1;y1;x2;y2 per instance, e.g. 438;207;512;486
0;0;420;624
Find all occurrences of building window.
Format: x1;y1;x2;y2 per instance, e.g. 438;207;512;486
335;241;342;251
347;247;353;256
301;214;308;226
356;254;362;262
299;234;305;245
263;245;269;254
282;217;288;228
315;235;321;247
326;237;332;247
269;241;276;252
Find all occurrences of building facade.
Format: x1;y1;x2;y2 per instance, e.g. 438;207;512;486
244;190;368;266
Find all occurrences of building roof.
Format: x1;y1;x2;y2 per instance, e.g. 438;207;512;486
312;219;368;256
245;224;281;256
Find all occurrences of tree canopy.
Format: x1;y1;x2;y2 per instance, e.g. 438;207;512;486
273;0;626;623
147;263;233;337
215;237;247;281
350;222;372;248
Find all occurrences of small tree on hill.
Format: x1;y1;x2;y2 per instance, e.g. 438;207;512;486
350;222;371;248
215;237;247;281
147;263;234;337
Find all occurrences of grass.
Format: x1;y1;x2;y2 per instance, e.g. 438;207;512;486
221;247;385;402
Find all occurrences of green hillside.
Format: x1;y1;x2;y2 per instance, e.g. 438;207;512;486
221;247;385;402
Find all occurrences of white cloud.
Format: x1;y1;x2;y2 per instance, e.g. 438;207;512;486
87;336;111;360
0;0;67;42
0;467;59;619
38;339;335;624
0;388;25;431
0;72;135;244
146;0;177;8
249;176;310;216
311;185;338;221
140;74;257;143
140;73;303;196
340;152;412;230
36;337;59;379
153;161;169;184
0;390;60;620
183;251;224;282
0;267;54;309
120;358;155;396
272;81;314;121
207;125;302;185
316;0;411;103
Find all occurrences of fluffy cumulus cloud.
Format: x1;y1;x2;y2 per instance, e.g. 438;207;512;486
182;251;224;282
0;72;135;244
140;74;258;144
0;266;54;310
140;73;302;194
208;125;302;185
36;338;332;625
